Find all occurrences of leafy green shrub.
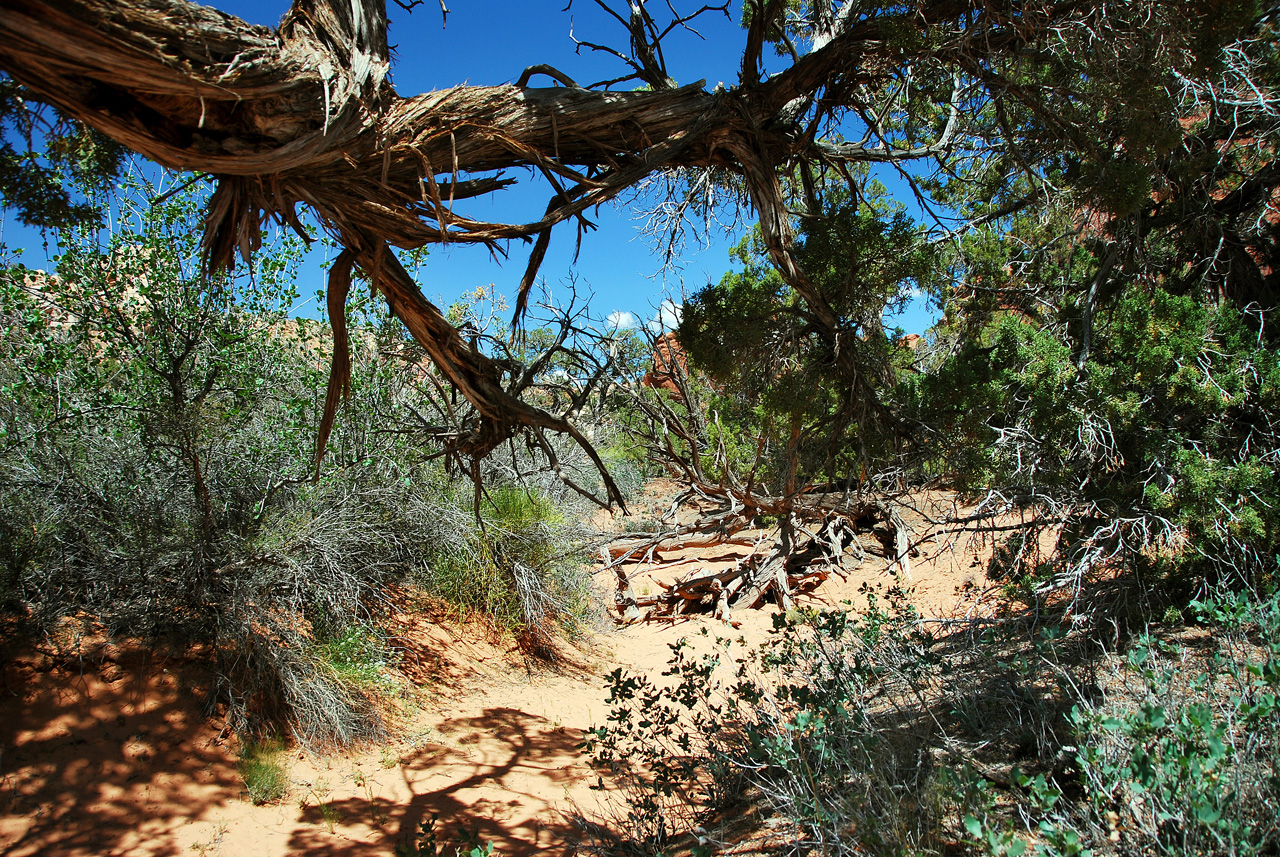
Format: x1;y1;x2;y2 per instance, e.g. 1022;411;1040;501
584;594;994;856
239;738;290;805
582;637;747;854
1067;588;1280;856
396;813;497;857
0;173;602;743
953;586;1280;857
956;763;1093;857
585;585;1280;855
734;603;960;856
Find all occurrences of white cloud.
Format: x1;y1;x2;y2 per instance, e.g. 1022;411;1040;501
606;310;637;330
648;299;682;332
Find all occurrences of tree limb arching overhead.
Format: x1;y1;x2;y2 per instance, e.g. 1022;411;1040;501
0;0;1246;506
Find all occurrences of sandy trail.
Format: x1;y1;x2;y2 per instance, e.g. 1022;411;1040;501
1;493;994;857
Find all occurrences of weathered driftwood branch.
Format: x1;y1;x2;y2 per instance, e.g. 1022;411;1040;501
0;0;956;480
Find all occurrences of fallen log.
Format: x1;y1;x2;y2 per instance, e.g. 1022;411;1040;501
604;525;756;560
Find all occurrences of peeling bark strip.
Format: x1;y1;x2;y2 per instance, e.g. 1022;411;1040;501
314;247;356;479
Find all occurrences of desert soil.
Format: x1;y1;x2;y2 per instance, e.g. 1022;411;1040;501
0;488;1000;857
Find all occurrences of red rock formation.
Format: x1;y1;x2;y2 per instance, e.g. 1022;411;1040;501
641;331;688;396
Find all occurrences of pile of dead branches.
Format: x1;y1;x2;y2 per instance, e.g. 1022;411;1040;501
603;491;917;624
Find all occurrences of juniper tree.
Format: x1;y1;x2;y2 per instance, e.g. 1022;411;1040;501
0;0;1269;503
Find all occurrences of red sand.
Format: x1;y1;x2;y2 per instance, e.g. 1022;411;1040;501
1;491;1002;856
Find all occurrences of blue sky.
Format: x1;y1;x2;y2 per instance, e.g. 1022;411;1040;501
0;0;938;334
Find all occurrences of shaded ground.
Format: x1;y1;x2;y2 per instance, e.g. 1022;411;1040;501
0;613;614;857
1;487;1001;856
0;637;239;857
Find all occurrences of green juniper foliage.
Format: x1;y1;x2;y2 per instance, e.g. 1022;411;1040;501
679;190;938;492
0;77;125;229
916;218;1280;587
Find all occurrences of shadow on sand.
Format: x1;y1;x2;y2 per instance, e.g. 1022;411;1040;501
0;637;238;857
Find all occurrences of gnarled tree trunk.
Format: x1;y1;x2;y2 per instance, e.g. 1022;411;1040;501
0;0;1238;503
0;0;808;501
